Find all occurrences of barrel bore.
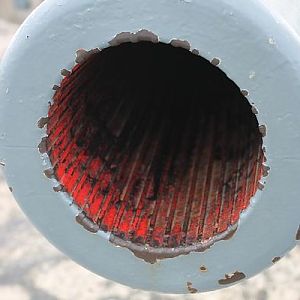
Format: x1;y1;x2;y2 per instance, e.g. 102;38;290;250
46;41;264;249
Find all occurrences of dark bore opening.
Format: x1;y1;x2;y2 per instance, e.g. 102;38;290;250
47;41;264;250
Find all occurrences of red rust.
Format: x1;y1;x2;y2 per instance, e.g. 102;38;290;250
46;41;264;251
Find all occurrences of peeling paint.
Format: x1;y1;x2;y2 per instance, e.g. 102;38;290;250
109;30;160;47
52;84;60;91
218;271;246;285
9;187;13;192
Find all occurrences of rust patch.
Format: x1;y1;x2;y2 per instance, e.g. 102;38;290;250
218;271;246;285
76;212;100;233
259;125;267;137
296;225;300;240
186;282;198;294
200;265;208;272
272;257;281;264
44;168;54;179
38;137;48;154
37;117;49;129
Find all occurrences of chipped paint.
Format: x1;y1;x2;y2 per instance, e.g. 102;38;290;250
259;125;267;137
262;165;270;177
75;49;89;64
186;282;198;294
251;105;259;114
109;223;238;264
53;184;64;192
272;257;281;264
200;265;208;272
170;39;190;50
218;271;246;285
211;57;221;66
44;168;54;179
37;117;49;129
61;69;71;76
241;89;249;97
76;212;100;233
258;182;265;191
38;137;48;154
296;225;300;240
192;49;199;55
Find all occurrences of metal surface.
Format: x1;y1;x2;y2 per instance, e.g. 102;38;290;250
0;0;300;294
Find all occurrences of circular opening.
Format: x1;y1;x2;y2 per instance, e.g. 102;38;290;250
46;40;264;250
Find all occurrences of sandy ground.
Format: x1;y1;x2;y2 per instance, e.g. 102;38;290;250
1;17;300;300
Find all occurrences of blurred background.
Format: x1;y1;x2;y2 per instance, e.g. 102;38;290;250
0;1;300;299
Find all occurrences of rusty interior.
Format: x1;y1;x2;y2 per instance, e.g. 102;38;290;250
46;41;264;249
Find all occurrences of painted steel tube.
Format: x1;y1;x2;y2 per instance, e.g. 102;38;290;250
1;0;300;294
